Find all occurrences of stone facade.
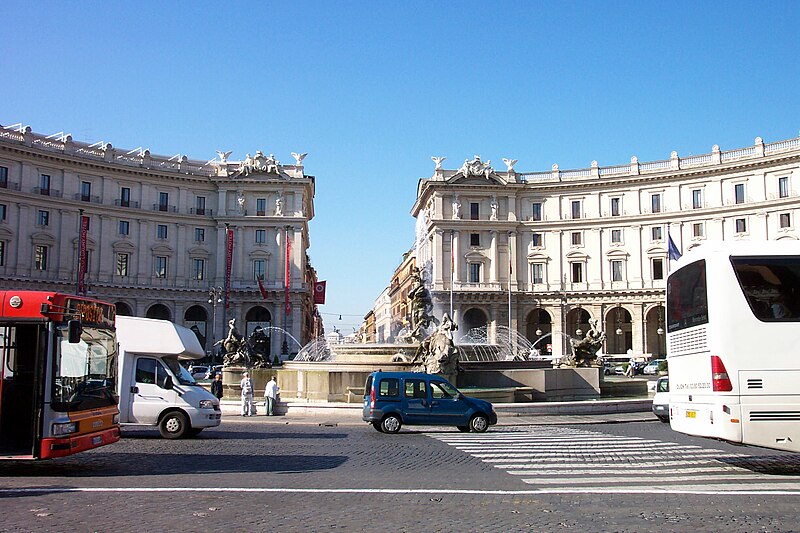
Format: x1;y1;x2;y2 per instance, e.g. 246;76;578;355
0;124;320;360
411;138;800;360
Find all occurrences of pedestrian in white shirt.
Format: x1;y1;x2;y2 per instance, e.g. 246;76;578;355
264;376;280;416
240;372;256;416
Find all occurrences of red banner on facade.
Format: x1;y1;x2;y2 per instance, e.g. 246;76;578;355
225;227;234;309
285;228;291;315
257;276;268;300
314;281;327;304
77;215;89;295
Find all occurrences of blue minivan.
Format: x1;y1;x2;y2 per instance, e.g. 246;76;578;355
362;371;497;433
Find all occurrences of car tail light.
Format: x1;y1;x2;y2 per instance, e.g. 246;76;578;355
369;385;376;409
711;355;733;392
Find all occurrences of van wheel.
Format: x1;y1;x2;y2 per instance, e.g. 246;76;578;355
469;414;489;433
159;412;189;439
372;421;384;433
457;426;470;433
381;414;402;434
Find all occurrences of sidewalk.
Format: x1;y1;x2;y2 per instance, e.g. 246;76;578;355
220;397;657;426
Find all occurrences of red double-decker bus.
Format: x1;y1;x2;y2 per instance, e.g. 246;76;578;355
0;291;120;459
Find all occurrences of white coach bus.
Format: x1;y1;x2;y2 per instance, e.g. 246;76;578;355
666;240;800;452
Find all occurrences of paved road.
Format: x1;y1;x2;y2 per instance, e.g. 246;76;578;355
1;417;799;532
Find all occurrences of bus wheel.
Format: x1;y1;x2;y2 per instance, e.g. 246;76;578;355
159;412;189;439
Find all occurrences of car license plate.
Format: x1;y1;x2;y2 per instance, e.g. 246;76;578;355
92;436;103;445
686;410;696;419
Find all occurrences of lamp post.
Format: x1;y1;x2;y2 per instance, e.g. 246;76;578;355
208;286;223;363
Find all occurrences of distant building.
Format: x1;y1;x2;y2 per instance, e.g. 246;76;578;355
0;124;322;359
410;137;800;359
387;249;417;340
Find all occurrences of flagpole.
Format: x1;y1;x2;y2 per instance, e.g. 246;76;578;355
508;231;513;334
450;231;454;318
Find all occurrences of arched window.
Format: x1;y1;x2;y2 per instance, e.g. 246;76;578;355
146;304;172;321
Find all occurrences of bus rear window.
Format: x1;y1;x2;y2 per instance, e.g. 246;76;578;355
731;256;800;322
667;259;709;332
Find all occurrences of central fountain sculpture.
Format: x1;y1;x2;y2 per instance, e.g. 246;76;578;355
560;318;606;368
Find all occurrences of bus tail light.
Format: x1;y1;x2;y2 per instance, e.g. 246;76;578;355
711;355;733;392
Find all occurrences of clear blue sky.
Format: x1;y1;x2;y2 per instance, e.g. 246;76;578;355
2;1;799;332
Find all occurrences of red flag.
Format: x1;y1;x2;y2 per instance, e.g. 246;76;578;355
225;228;234;309
257;276;268;300
285;228;291;315
314;281;327;304
77;215;89;295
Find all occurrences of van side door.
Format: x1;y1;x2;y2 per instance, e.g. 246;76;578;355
430;380;471;425
402;378;430;423
129;357;177;425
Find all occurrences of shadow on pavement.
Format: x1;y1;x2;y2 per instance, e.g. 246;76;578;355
720;455;800;476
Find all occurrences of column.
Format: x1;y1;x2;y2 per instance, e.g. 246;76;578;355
136;220;149;283
451;231;460;283
215;223;227;286
433;229;443;289
490;230;498;283
218;189;228;216
293;226;303;290
235;226;245;282
509;230;518;289
175;223;186;284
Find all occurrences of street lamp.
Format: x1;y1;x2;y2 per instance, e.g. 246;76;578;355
208;286;223;363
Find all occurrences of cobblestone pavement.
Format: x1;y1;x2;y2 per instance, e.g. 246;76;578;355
1;419;799;532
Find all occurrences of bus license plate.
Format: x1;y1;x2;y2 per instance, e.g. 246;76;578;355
686;410;696;419
92;436;103;445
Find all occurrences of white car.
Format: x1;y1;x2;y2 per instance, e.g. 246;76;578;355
643;359;666;375
652;375;669;422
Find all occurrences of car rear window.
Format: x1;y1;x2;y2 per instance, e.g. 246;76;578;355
364;375;373;397
379;378;399;397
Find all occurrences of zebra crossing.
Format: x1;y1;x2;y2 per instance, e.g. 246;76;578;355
430;426;800;494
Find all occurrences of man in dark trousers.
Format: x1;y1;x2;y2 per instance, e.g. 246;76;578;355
210;373;224;400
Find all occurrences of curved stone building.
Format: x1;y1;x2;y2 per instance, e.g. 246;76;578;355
411;137;800;360
0;124;322;360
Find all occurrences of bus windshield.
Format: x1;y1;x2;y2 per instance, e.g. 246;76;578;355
52;325;118;412
731;256;800;322
667;259;709;333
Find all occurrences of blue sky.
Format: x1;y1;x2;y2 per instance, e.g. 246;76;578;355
2;1;799;332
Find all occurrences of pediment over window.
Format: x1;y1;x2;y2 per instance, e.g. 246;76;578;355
0;227;13;240
464;249;487;262
605;248;629;259
644;245;667;257
112;240;136;253
71;237;97;250
565;250;588;261
150;244;174;255
187;246;210;258
776;234;799;241
526;251;550;262
249;249;272;259
30;231;56;246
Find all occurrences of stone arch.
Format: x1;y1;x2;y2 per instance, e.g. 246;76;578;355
115;301;133;316
245;306;272;360
146;303;172;321
184;305;208;349
462;307;488;335
525;308;553;355
565;308;591;339
644;304;666;358
604;306;633;355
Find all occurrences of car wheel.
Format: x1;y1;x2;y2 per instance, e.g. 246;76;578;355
469;414;489;433
372;421;384;433
659;416;670;423
159;411;189;439
381;414;402;434
457;425;470;432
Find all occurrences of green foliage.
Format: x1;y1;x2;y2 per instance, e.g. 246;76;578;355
658;360;668;372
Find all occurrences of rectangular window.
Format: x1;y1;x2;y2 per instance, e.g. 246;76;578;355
0;241;4;266
196;196;206;215
158;192;169;211
256;198;266;216
255;229;266;244
652;258;664;280
735;218;747;233
253;259;266;280
193;258;205;280
780;213;792;228
154;256;167;278
119;220;130;236
40;174;51;195
194;228;205;242
35;245;48;271
692;222;704;237
378;378;400;398
571;232;582;246
120;187;130;207
651;193;662;213
611;260;623;281
0;204;5;221
157;224;168;239
116;253;129;277
470;233;480;247
610;197;621;216
37;210;49;226
532;233;543;247
651;226;662;241
779;177;789;199
531;202;542;221
692;189;702;209
571;262;583;283
469;263;481;283
531;263;543;284
571;200;581;219
611;229;622;244
470;202;479;220
81;181;91;202
735;183;745;204
0;166;7;188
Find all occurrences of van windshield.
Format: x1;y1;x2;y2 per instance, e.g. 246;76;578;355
163;358;196;385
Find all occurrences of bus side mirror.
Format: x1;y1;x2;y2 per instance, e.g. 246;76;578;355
68;320;82;343
162;375;174;390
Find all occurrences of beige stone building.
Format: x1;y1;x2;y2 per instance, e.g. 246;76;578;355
410;137;800;360
0;124;320;360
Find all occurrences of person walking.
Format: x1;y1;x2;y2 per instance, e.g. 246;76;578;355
264;376;280;416
210;373;224;400
240;372;256;416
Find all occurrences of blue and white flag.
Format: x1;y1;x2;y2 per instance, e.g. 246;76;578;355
668;234;682;261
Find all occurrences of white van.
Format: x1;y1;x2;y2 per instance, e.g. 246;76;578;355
116;316;222;438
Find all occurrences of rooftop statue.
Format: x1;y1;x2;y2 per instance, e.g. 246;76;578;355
291;152;308;166
458;155;494;179
216;150;232;163
431;156;446;170
502;158;518;172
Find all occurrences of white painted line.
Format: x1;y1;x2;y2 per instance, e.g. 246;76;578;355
520;474;798;484
490;460;732;468
506;466;755;476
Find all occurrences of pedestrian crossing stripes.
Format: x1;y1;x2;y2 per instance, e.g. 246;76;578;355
430;426;800;493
